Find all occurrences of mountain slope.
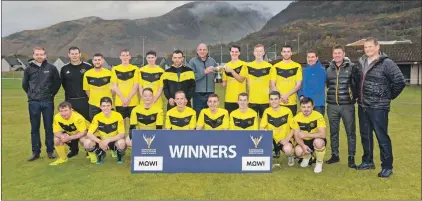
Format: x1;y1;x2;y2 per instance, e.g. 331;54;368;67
205;1;421;62
1;1;272;57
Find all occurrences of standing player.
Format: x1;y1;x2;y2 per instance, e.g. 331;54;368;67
83;97;126;164
292;97;327;173
83;53;113;121
271;45;302;115
162;50;196;111
246;44;273;118
50;101;91;165
138;50;165;110
222;45;248;114
260;91;296;166
164;91;197;130
196;94;229;130
126;88;163;147
111;49;139;122
60;46;92;157
229;93;258;130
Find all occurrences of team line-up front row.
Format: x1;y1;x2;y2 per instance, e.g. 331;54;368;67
52;89;327;173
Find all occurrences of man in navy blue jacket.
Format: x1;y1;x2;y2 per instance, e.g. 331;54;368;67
298;50;326;115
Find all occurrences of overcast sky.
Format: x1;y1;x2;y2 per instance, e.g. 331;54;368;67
1;1;291;37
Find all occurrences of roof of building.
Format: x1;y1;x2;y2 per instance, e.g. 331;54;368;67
346;39;413;46
3;56;20;66
103;57;121;67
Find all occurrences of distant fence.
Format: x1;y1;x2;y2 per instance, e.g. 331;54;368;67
1;71;24;79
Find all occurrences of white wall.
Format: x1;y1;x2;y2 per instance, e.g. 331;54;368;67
53;59;66;73
410;63;421;85
1;59;11;72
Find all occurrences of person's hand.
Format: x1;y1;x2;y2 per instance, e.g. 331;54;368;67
279;138;290;146
299;96;304;101
224;66;234;73
61;134;71;143
281;94;289;104
302;145;312;154
169;98;175;106
122;98;130;107
298;132;306;139
99;140;109;151
205;66;215;74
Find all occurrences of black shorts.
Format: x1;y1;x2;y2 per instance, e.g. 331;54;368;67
65;139;80;151
67;97;90;120
225;102;239;114
96;136;117;151
283;105;297;116
89;104;102;121
249;103;269;118
273;139;293;152
303;138;327;151
115;106;135;119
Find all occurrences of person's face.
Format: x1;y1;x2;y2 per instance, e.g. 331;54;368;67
172;53;183;66
230;47;240;60
207;97;219;111
307;53;318;65
175;93;187;108
120;51;131;64
142;90;153;105
92;56;103;68
146;54;156;65
364;41;380;58
237;95;249;110
269;95;281;109
332;49;345;64
281;47;292;60
33;49;46;63
253;47;265;60
100;102;112;115
300;102;314;116
59;107;72;119
68;49;81;63
197;44;208;58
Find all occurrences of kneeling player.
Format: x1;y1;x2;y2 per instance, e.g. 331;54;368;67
50;101;90;165
196;94;229;130
84;97;126;164
165;91;196;130
292;97;327;173
126;88;163;147
260;91;296;166
229;92;258;130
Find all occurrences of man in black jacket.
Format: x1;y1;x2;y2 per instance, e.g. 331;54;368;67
355;37;406;178
325;45;358;168
22;47;61;161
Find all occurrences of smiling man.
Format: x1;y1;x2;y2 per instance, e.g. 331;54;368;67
165;91;197;130
229;92;258;130
196;94;229;130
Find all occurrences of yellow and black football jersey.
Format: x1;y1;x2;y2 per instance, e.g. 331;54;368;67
222;60;248;103
111;64;140;107
139;65;165;109
130;105;163;129
229;108;258;130
246;61;273;104
83;68;113;107
291;111;326;140
165;106;197;130
197;108;229;130
88;111;125;139
270;61;302;106
53;111;90;135
260;107;295;142
162;66;195;102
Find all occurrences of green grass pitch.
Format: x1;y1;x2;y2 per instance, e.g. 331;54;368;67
1;78;421;200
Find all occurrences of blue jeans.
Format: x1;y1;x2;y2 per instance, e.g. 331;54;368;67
28;100;55;154
358;106;392;169
314;106;325;116
193;92;213;118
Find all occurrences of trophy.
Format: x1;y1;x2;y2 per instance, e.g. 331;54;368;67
213;65;225;83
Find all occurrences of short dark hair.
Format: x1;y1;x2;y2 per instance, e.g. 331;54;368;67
120;49;130;54
142;87;154;94
93;53;103;58
300;97;314;106
365;37;379;45
269;91;281;98
282;45;292;51
238;92;248;100
230;45;241;52
332;45;345;53
58;101;72;110
306;50;318;57
208;93;219;100
146;50;156;57
175;90;186;98
100;97;113;105
68;46;80;53
172;49;184;57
